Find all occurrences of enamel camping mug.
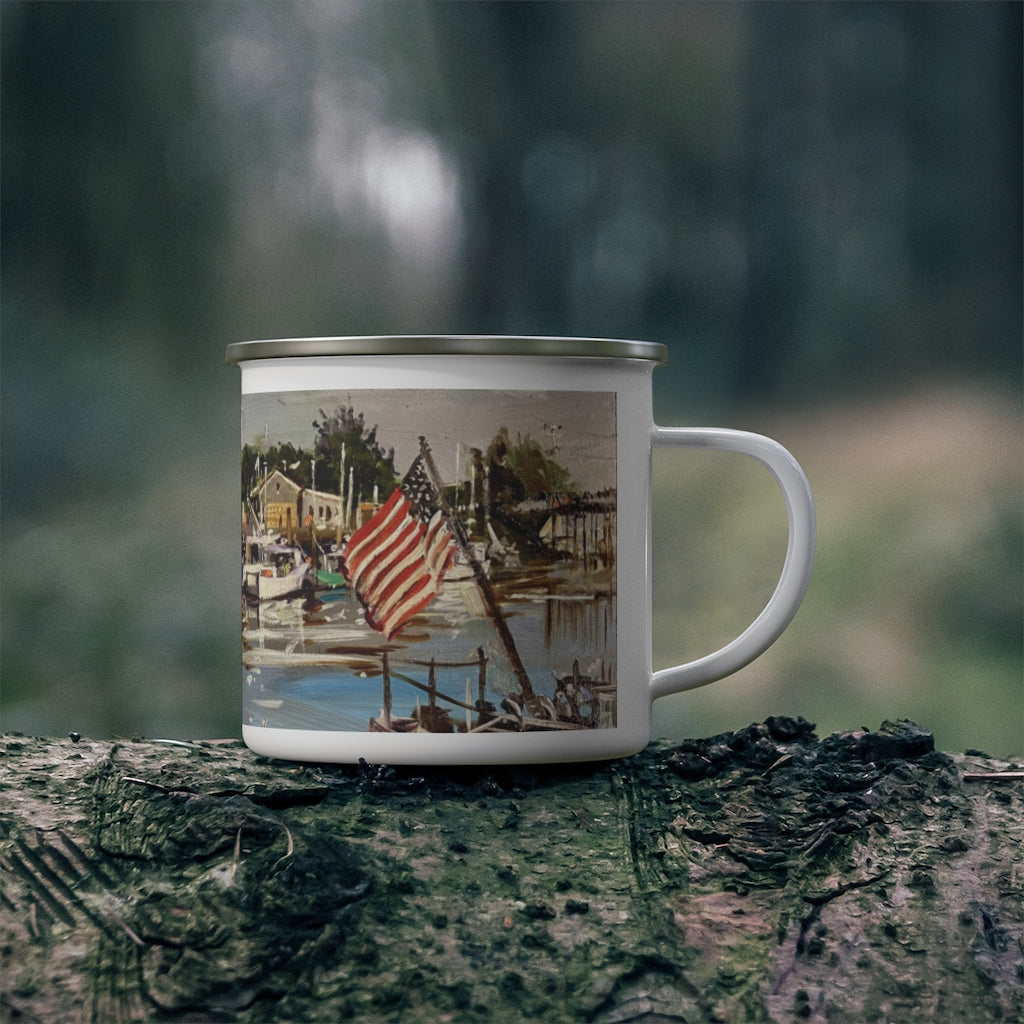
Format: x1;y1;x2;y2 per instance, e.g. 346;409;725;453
226;336;815;765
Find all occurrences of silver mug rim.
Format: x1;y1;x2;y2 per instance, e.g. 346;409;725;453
225;335;668;365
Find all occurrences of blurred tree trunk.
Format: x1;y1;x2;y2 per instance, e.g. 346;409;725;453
1;721;1021;1023
432;1;572;333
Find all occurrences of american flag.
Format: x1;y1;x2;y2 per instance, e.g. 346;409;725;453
342;455;458;639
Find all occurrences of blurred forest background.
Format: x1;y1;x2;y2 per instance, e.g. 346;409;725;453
2;1;1021;755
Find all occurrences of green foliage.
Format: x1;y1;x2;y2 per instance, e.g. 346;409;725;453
241;406;399;506
243;441;309;494
312;404;399;499
487;427;575;504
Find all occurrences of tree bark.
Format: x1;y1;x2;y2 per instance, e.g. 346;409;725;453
1;719;1021;1024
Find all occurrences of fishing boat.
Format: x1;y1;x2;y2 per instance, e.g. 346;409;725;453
551;660;615;728
243;467;315;603
315;545;347;591
243;540;314;604
445;541;490;582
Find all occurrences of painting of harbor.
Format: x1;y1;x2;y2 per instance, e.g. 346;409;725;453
242;389;617;734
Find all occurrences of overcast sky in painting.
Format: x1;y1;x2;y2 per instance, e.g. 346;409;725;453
242;389;617;492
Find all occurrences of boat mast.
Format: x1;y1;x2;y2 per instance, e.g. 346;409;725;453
338;441;345;544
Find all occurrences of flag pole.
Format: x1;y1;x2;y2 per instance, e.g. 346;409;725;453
418;437;535;700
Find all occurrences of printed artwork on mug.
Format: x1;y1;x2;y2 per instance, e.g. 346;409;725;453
241;390;618;734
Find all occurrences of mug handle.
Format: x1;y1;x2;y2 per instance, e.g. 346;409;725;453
649;426;816;700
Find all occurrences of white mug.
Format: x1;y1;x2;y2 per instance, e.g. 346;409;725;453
226;336;815;764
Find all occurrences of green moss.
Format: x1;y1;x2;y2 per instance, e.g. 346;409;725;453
3;728;1020;1023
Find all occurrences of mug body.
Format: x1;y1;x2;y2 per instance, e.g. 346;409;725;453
229;337;664;764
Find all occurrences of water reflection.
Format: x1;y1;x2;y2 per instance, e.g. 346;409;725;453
243;565;616;732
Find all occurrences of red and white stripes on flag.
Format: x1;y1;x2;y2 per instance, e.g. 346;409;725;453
341;455;457;639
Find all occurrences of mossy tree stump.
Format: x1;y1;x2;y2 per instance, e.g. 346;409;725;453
1;719;1022;1023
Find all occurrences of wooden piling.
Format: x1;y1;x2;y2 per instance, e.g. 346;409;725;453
476;647;487;728
381;651;392;730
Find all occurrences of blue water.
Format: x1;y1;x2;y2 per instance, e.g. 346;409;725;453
242;569;616;732
245;666;489;732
